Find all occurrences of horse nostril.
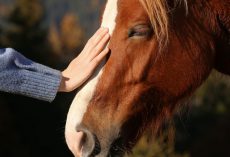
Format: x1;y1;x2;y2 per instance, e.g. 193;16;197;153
76;125;101;157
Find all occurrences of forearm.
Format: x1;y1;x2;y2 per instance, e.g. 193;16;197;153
0;48;61;102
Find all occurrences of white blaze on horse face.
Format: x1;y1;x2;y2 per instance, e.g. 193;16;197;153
65;0;118;150
101;0;118;34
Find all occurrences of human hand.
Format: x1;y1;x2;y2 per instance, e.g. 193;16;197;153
58;27;110;92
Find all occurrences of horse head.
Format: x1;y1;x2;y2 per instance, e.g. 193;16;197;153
65;0;230;156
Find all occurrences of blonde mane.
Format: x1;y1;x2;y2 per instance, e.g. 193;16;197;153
139;0;187;46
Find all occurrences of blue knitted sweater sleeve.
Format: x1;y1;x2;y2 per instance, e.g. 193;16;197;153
0;48;62;102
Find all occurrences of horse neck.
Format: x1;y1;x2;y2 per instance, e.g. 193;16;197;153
188;0;230;75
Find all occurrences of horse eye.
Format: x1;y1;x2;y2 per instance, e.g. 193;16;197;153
128;25;152;38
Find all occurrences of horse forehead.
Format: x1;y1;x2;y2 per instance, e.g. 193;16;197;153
115;0;149;26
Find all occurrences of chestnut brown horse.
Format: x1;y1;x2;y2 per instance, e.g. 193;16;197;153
65;0;230;156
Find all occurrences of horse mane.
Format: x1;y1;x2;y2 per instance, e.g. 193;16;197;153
139;0;188;46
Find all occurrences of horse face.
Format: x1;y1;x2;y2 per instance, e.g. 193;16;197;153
65;0;215;156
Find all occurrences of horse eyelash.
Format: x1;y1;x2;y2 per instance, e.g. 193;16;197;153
128;27;153;38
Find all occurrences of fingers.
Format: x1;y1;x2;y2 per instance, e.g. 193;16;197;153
91;27;107;42
92;27;109;46
85;27;109;51
91;47;110;67
90;33;110;60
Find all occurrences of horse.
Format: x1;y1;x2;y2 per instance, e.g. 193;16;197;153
65;0;230;156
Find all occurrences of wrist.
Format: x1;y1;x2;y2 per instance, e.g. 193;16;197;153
58;72;68;92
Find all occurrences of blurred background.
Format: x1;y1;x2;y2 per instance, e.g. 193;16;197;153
0;0;229;157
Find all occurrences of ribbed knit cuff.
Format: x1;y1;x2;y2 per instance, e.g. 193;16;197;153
19;69;62;102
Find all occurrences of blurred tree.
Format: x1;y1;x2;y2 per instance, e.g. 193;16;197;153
48;13;84;62
60;13;84;54
126;132;189;157
48;23;62;55
193;73;230;113
174;71;230;157
0;0;58;65
90;0;100;10
0;3;10;45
